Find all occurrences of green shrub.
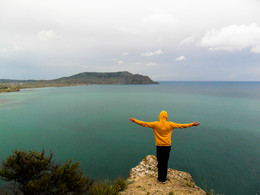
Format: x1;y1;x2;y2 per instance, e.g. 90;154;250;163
112;176;127;192
0;150;92;195
0;150;128;195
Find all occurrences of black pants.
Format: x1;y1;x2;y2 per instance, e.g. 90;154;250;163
156;146;171;182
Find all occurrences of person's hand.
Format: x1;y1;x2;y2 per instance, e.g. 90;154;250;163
129;117;136;122
192;121;200;126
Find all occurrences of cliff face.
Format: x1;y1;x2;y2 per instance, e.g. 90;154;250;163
120;155;206;195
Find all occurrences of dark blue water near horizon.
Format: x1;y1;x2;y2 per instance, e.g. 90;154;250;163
0;81;259;194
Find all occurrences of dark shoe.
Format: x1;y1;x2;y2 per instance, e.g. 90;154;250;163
157;178;169;184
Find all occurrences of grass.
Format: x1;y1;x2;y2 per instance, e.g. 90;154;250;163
89;177;127;195
0;176;127;195
205;189;224;195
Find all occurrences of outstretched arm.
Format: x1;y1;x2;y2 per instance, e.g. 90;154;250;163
129;117;155;128
129;117;136;122
171;121;200;129
192;121;200;126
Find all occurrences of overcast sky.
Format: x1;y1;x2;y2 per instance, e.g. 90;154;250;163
1;0;260;81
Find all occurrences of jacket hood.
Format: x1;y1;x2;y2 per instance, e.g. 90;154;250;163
159;111;168;121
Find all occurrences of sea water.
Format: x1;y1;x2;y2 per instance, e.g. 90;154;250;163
0;82;259;195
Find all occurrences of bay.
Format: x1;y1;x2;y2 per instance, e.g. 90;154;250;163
0;82;259;194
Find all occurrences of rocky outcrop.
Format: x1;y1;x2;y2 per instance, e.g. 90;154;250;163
120;155;206;195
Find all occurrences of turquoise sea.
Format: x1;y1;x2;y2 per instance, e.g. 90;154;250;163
0;82;259;194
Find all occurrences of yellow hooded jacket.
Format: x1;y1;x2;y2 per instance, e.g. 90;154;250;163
134;111;193;146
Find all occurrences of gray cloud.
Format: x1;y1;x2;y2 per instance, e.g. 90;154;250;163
117;60;124;64
175;56;186;61
140;50;163;57
0;0;260;81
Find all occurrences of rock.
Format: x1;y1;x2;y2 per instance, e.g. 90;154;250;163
125;179;135;185
120;155;206;195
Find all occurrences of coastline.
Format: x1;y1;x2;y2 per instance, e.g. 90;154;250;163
0;88;20;93
0;82;160;95
0;71;158;94
0;83;91;95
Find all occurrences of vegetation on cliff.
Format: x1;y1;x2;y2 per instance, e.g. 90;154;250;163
0;150;92;194
0;151;219;195
0;150;127;195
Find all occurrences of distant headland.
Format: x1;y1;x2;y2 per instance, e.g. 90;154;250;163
0;71;158;93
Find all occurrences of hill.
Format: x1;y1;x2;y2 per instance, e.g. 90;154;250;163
0;71;158;93
51;71;158;85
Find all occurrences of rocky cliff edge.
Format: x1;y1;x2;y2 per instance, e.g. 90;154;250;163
120;155;206;195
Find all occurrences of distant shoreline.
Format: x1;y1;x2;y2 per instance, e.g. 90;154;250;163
0;82;161;95
0;83;91;94
0;71;158;94
2;80;259;95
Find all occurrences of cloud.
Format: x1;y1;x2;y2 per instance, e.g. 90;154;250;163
251;43;260;53
120;9;179;37
1;0;260;81
12;42;25;51
199;23;260;53
0;42;25;53
175;56;186;61
251;45;260;53
37;29;61;41
180;36;196;45
117;60;124;64
146;62;157;66
141;10;179;27
141;49;163;57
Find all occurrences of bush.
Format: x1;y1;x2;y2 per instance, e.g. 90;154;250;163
112;177;127;192
0;150;93;195
0;150;128;195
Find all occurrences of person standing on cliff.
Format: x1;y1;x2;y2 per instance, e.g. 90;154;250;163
129;110;200;183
